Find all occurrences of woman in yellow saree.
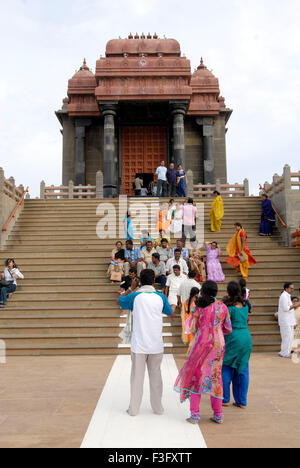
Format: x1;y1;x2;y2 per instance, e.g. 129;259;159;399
225;223;257;280
210;191;224;232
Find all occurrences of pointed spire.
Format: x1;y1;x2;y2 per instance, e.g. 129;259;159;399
80;58;89;71
198;57;206;70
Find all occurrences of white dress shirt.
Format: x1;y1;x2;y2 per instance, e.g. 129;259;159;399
278;291;297;327
166;257;189;275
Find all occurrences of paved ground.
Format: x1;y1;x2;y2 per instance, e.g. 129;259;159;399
0;353;299;448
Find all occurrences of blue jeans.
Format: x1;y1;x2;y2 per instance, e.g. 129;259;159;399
157;180;167;197
0;284;17;305
222;364;249;407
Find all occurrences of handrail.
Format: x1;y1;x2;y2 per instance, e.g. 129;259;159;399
2;187;29;232
292;227;300;247
271;202;287;229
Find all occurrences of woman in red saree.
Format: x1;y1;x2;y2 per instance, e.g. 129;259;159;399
174;281;232;424
225;223;257;280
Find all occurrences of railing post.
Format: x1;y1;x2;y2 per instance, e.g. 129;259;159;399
68;180;74;199
40;181;45;199
9;177;16;201
215;178;221;194
96;171;104;198
283;164;291;190
243;178;249;197
186;170;194;198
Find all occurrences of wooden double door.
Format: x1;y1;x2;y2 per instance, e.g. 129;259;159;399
121;125;168;195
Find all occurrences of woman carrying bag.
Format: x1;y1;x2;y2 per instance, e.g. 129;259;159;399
0;258;24;308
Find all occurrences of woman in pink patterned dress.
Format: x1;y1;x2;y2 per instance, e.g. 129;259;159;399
205;241;225;283
174;281;232;424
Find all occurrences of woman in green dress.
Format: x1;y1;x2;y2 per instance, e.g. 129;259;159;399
222;281;252;409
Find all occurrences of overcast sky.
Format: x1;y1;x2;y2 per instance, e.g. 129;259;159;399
0;0;299;197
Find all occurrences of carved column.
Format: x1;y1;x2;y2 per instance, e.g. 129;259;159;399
170;101;189;169
196;117;215;185
74;119;91;186
99;102;118;198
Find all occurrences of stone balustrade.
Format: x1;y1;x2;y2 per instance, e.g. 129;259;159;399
40;171;104;199
189;170;249;197
264;165;300;247
0;167;29;249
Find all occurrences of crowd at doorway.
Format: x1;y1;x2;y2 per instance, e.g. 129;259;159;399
133;161;187;198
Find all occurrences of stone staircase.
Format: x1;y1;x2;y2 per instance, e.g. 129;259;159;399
0;197;299;356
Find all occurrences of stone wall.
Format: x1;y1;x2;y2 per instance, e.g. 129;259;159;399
85;121;104;185
265;165;300;247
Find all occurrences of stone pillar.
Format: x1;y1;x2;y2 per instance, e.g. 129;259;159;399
186;170;194;198
203;119;215;185
170;101;189;169
96;171;104;198
215;179;221;194
196;117;215;185
40;180;46;199
74;119;92;186
68;180;74;199
283;164;291;190
99;102;118;198
244;178;249;197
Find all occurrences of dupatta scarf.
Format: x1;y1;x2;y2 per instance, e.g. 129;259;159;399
174;301;232;402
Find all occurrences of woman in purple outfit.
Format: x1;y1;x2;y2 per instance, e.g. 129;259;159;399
205;241;225;283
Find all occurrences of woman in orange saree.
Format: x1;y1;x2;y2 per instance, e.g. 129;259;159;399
225;223;257;280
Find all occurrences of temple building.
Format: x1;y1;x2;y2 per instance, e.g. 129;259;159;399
56;34;232;197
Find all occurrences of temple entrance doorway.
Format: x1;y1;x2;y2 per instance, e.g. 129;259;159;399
121;125;168;196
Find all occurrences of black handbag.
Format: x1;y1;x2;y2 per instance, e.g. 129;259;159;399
0;269;15;288
0;280;14;288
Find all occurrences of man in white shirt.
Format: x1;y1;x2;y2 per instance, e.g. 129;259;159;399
156;161;167;198
165;265;186;314
119;269;172;416
278;283;300;358
178;270;201;305
166;249;189;276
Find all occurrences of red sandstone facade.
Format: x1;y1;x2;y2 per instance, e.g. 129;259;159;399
56;34;232;197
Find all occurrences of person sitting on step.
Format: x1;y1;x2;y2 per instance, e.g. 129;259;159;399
0;259;24;308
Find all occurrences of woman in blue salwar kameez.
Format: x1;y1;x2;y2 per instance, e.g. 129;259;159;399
259;194;276;236
176;165;187;197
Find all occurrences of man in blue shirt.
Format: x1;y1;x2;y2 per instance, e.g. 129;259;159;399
119;269;172;417
156;161;167;198
166;162;177;197
171;239;190;263
124;240;143;276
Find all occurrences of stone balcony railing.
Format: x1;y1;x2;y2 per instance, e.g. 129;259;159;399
0;167;29;249
187;170;249;198
264;165;300;247
40;172;104;199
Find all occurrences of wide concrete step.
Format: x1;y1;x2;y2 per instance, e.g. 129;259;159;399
1;305;280;317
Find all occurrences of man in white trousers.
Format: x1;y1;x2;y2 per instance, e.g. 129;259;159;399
278;283;300;358
119;269;172;416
